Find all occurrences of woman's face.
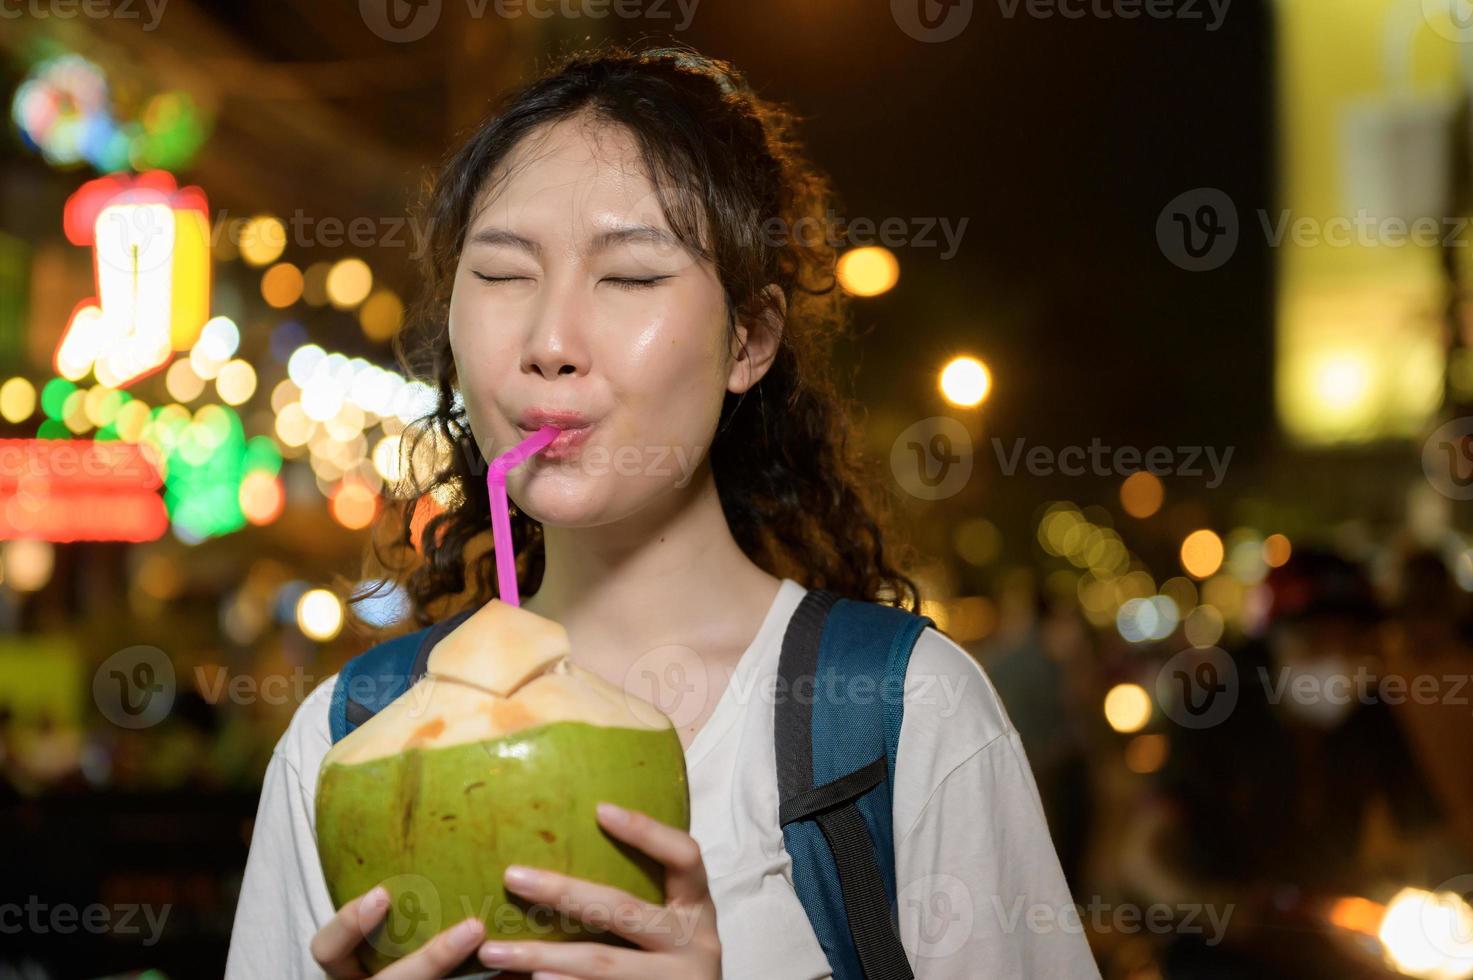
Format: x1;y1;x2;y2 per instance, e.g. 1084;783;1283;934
448;116;759;528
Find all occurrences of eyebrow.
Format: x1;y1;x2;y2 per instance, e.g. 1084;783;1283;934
463;224;686;257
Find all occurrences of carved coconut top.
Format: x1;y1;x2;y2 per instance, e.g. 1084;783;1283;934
321;599;673;768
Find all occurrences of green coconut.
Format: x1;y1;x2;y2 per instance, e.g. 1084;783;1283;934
315;598;690;976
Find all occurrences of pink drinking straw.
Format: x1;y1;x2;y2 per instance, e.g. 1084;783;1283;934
487;424;559;607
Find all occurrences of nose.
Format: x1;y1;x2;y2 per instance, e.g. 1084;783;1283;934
520;280;590;381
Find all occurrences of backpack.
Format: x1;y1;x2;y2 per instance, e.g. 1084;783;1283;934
328;588;934;980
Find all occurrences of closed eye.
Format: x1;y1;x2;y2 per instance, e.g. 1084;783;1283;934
602;276;673;291
472;273;531;284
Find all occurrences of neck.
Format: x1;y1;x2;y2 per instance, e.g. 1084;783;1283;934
519;462;782;666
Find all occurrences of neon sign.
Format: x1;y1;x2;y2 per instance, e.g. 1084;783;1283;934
55;171;211;388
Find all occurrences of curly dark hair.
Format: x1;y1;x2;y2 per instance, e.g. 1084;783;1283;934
356;43;922;629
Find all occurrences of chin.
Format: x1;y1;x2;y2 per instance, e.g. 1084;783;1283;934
512;470;613;528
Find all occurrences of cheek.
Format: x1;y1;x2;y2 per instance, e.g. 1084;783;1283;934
606;304;729;451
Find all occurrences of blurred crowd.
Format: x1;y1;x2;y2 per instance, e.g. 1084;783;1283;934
4;540;1473;978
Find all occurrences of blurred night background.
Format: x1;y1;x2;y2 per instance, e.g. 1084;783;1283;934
5;0;1473;977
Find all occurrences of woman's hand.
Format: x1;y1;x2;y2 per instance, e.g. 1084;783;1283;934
474;801;722;979
309;885;491;979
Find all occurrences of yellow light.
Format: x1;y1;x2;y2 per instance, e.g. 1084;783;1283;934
326;258;373;309
296;588;344;641
271;379;301;413
1263;533;1292;568
62;390;91;433
1124;733;1168;774
331;481;378;530
165;358;205;403
372;434;403;482
215;359;258;406
239;471;285;525
0;377;37;422
1180;529;1225;579
1104;683;1152;734
938;356;991;407
1120;471;1164;518
359;289;405;341
836;246;899;297
3;539;55;592
1377;887;1473;980
261;262;304;308
274;403;314;447
169;207;211;351
239;215;287;267
1315;353;1371;412
115;399;150;442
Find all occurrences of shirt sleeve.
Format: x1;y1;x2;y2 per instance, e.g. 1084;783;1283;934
893;629;1100;979
225;682;339;980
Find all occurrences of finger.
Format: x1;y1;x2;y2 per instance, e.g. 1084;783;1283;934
311;886;389;978
477;939;644;979
378;917;486;980
595;802;708;904
531;973;582;980
502;864;672;951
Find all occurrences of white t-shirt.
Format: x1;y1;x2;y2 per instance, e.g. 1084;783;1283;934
225;577;1099;979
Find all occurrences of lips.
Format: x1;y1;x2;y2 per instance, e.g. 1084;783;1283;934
517;408;595;460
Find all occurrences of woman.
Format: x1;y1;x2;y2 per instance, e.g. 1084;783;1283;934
225;45;1095;979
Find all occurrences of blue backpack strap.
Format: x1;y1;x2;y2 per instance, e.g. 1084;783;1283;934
329;607;478;744
775;588;934;980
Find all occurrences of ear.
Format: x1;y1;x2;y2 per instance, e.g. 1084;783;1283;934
727;284;786;395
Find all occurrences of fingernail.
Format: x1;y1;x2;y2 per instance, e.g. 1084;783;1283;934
454;918;484;945
365;886;389;911
597;801;628;825
504;864;544;889
479;941;514;964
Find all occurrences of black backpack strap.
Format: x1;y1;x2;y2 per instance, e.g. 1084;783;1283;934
776;588;917;980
